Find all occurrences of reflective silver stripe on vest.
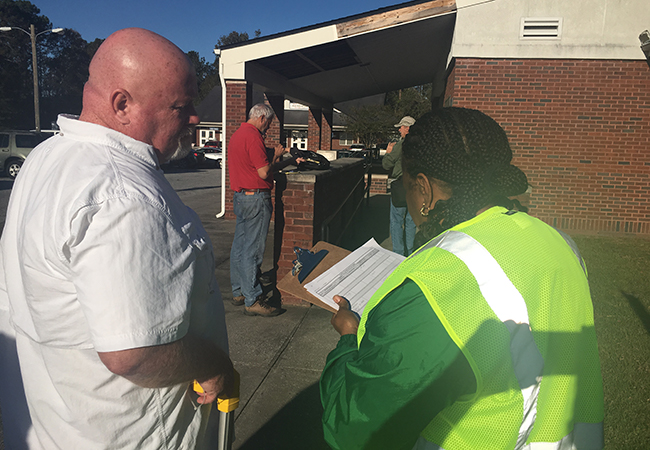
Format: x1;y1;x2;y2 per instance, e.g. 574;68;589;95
523;422;605;450
412;421;604;450
554;229;587;275
417;230;545;448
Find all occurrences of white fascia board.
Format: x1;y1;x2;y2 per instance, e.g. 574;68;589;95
220;25;340;80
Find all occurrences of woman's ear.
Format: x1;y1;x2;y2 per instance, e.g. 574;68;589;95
415;173;433;209
416;175;451;210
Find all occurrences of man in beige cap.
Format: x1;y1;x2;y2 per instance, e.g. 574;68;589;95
382;115;416;256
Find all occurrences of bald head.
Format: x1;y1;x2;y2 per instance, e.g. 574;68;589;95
80;28;199;162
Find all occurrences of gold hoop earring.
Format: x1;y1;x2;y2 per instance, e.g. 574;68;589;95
420;203;429;217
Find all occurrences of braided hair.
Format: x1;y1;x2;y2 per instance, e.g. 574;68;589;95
402;107;529;248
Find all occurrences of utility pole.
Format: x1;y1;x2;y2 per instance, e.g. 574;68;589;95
0;25;64;132
30;25;40;132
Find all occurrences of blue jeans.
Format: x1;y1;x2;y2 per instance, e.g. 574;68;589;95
390;202;416;256
230;191;273;307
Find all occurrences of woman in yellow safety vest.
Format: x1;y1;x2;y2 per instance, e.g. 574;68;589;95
320;107;604;450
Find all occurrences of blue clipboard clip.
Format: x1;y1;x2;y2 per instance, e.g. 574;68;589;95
291;247;329;283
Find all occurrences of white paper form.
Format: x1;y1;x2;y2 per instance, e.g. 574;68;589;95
304;238;405;314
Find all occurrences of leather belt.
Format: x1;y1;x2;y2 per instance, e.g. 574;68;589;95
238;188;271;195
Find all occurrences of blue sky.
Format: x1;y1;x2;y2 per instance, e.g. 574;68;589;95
33;0;403;61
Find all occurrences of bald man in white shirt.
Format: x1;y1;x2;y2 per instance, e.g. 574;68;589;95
0;28;233;449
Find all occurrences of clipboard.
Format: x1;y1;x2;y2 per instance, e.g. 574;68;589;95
277;241;350;312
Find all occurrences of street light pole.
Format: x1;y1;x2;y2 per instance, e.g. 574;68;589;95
0;25;63;132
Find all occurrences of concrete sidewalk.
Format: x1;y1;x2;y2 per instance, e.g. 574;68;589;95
188;190;391;449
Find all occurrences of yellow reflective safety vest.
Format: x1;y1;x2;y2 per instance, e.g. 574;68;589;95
358;207;604;450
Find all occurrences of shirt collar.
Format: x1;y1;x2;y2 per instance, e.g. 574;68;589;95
241;122;264;136
56;114;161;169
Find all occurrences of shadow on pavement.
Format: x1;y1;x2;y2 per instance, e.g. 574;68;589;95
0;179;14;191
236;383;328;450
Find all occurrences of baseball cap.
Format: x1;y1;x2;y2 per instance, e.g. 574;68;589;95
394;116;416;127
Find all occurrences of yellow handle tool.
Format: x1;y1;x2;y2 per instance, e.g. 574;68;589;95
193;370;240;450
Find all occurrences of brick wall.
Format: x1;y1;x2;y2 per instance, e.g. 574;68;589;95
446;58;650;234
368;173;389;195
265;94;283;147
307;107;322;151
223;81;249;219
321;109;333;150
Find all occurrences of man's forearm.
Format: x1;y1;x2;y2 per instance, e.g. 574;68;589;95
98;333;233;390
271;156;298;173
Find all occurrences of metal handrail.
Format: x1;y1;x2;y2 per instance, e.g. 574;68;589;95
321;159;372;245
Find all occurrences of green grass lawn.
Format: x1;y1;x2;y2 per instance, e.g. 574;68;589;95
572;235;650;449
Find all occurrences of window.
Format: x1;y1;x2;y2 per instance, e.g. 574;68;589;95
337;132;357;146
0;134;8;148
520;17;562;40
15;134;39;148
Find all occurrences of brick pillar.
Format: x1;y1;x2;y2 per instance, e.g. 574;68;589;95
265;94;285;146
321;109;333;150
307;107;322;151
223;80;250;219
273;175;316;306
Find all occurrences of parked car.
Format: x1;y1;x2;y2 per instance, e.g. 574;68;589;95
201;146;222;168
162;148;205;171
202;140;220;148
0;130;50;179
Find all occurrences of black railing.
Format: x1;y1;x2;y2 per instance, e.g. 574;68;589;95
321;161;372;245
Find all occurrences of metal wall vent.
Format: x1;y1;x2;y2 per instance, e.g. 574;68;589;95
520;17;563;39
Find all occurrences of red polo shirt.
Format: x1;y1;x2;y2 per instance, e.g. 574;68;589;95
228;122;273;192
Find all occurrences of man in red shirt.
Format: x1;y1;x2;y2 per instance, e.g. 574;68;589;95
228;103;302;316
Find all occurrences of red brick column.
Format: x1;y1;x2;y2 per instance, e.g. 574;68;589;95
307;107;322;151
273;174;315;306
321;109;333;150
265;94;284;146
446;58;650;235
223;80;250;219
275;182;315;273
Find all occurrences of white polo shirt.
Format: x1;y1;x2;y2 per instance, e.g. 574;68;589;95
0;115;228;449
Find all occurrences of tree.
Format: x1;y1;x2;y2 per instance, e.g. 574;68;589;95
198;29;262;105
40;29;91;126
187;50;219;104
342;84;433;148
215;29;261;49
385;84;432;120
343;105;397;149
85;38;103;60
0;0;95;130
0;0;53;129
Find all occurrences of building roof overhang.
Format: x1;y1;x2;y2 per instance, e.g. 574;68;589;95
218;0;457;112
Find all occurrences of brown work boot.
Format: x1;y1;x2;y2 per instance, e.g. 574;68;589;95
231;296;245;306
244;297;284;317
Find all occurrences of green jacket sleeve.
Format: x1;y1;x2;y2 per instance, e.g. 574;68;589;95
381;138;403;174
320;280;476;450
